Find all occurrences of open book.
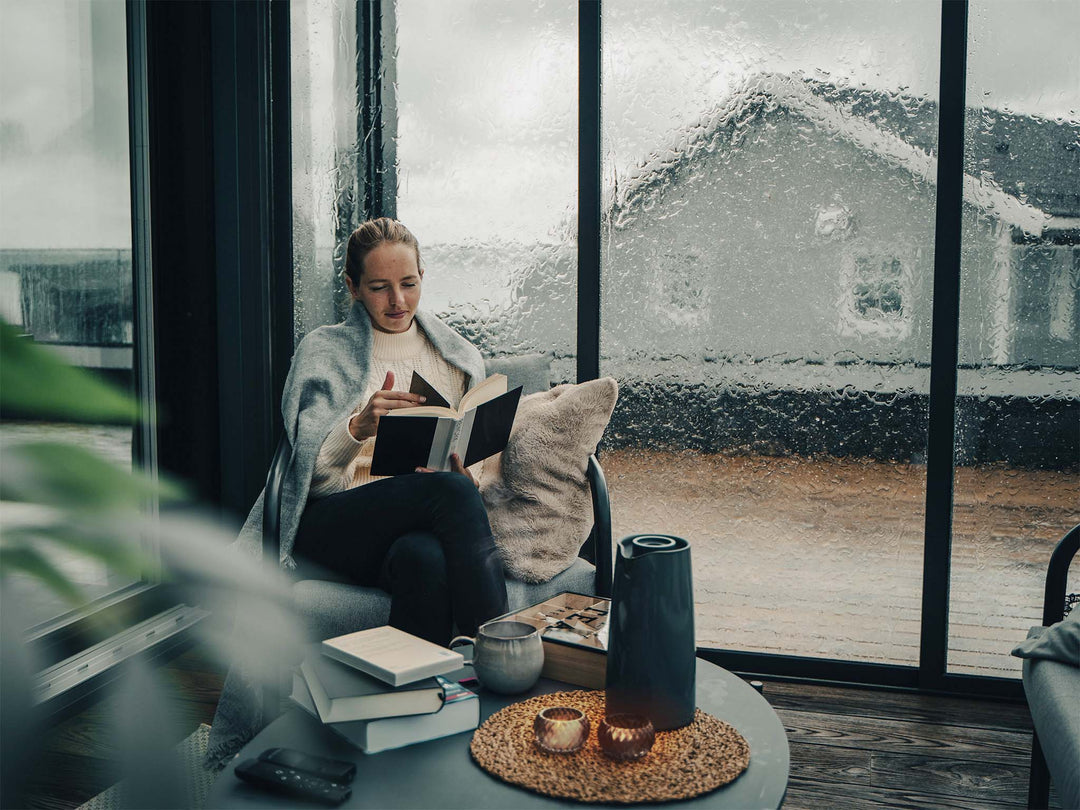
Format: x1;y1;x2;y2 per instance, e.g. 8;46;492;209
369;372;522;476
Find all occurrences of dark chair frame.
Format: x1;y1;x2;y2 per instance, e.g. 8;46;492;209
1026;523;1079;809
261;432;614;595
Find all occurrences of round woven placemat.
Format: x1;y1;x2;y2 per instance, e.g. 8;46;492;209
470;690;750;804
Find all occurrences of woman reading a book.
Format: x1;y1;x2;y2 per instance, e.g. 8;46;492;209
280;217;508;644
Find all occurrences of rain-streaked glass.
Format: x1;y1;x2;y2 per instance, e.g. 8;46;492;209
291;0;361;342
291;0;578;374
601;0;942;663
947;0;1080;677
395;0;578;379
0;0;139;629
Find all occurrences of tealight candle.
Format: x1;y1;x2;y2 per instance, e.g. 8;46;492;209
533;707;590;754
598;713;655;761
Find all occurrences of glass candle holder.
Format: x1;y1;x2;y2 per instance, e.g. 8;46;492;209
598;713;655;761
533;707;590;754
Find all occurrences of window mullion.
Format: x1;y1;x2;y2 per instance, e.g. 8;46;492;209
919;0;970;689
577;0;602;384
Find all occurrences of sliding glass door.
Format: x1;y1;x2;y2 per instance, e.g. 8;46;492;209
303;0;1077;688
946;0;1080;677
599;0;943;667
292;0;580;372
0;0;154;635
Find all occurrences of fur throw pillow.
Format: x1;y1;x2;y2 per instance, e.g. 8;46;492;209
480;377;618;583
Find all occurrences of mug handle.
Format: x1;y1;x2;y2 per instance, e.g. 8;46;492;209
448;635;475;665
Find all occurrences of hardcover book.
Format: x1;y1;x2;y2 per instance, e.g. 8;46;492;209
495;592;611;689
290;674;480;754
370;372;522;476
299;653;445;724
320;625;464;687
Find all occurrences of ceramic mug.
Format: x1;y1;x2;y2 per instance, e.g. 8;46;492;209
450;620;544;694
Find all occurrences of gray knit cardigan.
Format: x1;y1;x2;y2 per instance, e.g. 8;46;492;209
205;303;486;767
236;302;486;568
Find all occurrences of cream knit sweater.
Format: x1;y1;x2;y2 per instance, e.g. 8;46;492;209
308;321;468;498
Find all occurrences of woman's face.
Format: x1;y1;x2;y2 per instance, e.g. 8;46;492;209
347;242;423;334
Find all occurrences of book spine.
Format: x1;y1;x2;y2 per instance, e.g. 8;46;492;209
426;417;457;471
299;660;334;723
454;407;477;462
364;697;479;753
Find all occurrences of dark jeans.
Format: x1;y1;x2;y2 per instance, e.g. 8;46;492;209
293;472;508;644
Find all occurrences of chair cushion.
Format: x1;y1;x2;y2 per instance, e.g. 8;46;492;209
506;557;597;610
1013;614;1079;666
292;579;391;641
1023;629;1080;809
484;353;552;395
480;378;618;583
293;558;597;641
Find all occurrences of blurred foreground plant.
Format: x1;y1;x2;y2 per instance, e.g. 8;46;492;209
0;319;173;602
0;320;305;808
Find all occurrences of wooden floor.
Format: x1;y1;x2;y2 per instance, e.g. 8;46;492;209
21;644;1060;810
765;679;1060;809
23;646;226;810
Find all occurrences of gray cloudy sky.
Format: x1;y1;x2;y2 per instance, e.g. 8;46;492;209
1;0;1077;250
393;0;1079;244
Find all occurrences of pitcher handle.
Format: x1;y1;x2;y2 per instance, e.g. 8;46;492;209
449;635;475;666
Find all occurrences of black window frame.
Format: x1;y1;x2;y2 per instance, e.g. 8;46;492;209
26;0;295;719
361;0;1036;700
21;0;176;691
39;0;1047;707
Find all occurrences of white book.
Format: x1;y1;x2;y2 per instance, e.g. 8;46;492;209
320;625;464;687
299;653;445;724
290;673;480;754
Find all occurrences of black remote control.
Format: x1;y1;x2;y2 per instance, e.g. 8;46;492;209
234;758;351;805
259;747;357;783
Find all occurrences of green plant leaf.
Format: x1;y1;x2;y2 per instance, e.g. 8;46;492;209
1;523;149;580
0;319;139;424
0;546;86;606
0;442;186;511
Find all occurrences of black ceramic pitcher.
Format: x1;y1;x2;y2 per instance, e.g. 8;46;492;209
604;534;695;731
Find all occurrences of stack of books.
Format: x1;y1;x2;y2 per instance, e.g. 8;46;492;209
290;625;479;754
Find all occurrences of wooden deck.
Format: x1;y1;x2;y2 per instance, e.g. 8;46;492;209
603;448;1079;677
4;419;1075;677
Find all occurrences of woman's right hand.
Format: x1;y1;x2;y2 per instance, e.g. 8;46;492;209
348;371;425;440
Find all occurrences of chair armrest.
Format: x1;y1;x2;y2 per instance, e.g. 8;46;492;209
1042;524;1079;626
262;433;291;564
587;454;612;598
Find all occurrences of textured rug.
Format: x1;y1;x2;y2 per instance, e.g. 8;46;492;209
76;724;222;810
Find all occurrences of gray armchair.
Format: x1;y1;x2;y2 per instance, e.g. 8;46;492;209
1025;524;1079;809
262;432;612;640
259;357;613;715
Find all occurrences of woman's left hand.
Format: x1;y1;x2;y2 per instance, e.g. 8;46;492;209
415;453;478;488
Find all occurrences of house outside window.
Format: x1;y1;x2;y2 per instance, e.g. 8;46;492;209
839;247;914;340
1010;242;1080;364
1048;248;1078;345
656;249;711;328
